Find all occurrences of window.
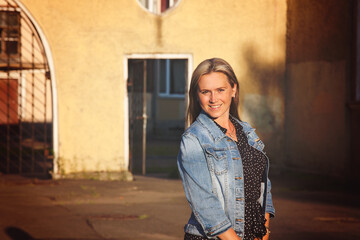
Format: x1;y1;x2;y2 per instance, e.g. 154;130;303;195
127;58;187;97
158;59;186;97
0;11;20;57
137;0;180;15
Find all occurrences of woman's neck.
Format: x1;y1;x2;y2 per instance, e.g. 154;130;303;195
214;117;231;130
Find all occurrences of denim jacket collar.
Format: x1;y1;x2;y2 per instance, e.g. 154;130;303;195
196;111;227;142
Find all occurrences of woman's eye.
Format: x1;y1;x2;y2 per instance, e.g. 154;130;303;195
201;90;208;94
218;89;225;92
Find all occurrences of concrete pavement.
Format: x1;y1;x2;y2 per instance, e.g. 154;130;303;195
0;173;359;240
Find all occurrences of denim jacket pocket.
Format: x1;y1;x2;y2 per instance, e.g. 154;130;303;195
205;147;228;175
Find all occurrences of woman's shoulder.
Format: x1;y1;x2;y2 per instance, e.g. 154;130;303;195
182;120;203;137
182;118;217;140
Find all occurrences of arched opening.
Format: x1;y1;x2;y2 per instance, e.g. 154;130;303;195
0;0;55;178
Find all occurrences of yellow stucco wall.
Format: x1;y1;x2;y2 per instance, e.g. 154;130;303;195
19;0;287;175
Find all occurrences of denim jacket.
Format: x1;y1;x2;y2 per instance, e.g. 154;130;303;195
177;111;275;239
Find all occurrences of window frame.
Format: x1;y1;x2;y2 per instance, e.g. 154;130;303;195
137;0;180;15
158;58;187;99
0;9;21;58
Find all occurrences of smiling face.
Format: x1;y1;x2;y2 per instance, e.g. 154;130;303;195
197;71;237;125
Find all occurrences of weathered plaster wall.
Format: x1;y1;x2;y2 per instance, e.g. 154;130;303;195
286;0;352;175
19;0;287;175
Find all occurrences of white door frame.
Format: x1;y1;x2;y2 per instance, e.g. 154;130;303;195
123;53;193;170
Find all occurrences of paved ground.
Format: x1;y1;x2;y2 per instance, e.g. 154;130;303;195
0;172;359;240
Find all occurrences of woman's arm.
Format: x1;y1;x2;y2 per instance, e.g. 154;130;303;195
218;213;271;240
262;213;270;240
177;133;232;237
265;178;275;217
218;228;241;240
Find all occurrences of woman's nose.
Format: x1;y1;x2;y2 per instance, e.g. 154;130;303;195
209;92;217;103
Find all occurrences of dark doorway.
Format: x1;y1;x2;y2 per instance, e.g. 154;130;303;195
127;58;187;177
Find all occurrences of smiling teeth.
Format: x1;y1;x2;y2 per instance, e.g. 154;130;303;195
209;105;221;108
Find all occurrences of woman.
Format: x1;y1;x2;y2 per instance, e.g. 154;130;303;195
177;58;275;240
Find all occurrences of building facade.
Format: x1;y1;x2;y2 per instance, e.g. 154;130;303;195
0;0;358;182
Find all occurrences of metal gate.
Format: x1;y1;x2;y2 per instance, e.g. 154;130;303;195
0;0;53;177
128;60;147;175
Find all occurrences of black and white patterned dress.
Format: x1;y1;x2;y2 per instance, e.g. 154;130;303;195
228;117;267;240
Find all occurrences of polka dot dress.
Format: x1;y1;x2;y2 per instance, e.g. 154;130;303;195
229;117;267;240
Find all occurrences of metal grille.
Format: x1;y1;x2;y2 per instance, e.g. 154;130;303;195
0;0;53;177
128;60;147;175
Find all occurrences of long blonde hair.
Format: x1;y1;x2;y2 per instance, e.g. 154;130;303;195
187;58;240;124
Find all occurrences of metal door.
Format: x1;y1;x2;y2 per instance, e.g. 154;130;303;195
128;60;147;175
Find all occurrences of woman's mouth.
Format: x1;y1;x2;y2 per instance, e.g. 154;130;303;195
209;104;221;109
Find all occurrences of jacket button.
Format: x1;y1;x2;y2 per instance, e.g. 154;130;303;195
236;219;244;222
235;177;242;180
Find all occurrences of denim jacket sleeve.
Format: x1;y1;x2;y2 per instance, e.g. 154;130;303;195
266;178;275;217
177;132;232;237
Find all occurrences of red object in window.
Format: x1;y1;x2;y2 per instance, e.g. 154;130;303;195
161;0;169;13
0;79;18;124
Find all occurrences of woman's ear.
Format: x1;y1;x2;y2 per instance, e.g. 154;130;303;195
232;83;237;97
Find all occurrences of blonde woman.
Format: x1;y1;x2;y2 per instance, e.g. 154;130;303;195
177;58;275;240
